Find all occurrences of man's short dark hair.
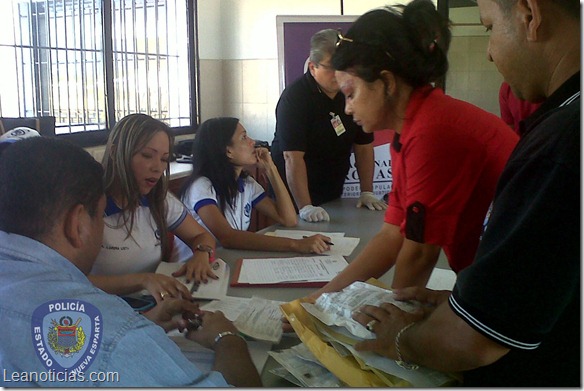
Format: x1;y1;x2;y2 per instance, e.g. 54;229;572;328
0;137;104;240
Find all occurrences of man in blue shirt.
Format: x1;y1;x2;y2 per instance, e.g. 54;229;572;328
0;137;261;387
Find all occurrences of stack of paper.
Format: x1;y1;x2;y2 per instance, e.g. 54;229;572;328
201;296;285;343
231;255;348;287
280;279;461;387
268;343;343;387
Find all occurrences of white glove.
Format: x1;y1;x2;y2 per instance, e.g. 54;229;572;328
356;191;388;211
299;205;330;222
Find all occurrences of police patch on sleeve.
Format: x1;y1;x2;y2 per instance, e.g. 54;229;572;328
31;300;102;373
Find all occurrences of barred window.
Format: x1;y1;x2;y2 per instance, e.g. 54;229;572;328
0;0;198;142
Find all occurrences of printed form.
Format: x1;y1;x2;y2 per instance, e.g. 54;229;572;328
237;255;348;284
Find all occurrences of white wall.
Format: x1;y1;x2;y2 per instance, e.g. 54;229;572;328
197;0;390;142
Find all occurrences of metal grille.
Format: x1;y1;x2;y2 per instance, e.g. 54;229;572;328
0;0;193;135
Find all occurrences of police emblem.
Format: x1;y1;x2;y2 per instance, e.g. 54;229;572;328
31;299;102;372
48;316;86;357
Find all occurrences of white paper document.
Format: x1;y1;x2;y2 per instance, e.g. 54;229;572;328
155;258;230;300
237;255;348;284
425;267;457;290
201;296;285;343
268;343;343;387
232;296;284;343
266;230;360;257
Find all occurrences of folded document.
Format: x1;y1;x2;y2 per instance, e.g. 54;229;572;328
155;258;230;300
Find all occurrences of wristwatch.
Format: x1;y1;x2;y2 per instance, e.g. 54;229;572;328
194;243;215;261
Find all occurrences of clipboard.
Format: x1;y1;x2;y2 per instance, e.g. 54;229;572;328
230;258;329;288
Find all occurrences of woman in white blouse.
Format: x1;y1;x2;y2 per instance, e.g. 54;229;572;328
176;117;331;257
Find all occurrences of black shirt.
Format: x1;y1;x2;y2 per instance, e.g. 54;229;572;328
271;71;373;207
450;72;581;386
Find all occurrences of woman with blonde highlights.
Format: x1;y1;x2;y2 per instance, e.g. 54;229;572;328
89;114;217;303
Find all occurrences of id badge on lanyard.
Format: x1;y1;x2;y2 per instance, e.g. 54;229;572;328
330;112;346;136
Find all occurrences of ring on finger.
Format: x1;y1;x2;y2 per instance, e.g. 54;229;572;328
160;291;170;300
366;319;378;332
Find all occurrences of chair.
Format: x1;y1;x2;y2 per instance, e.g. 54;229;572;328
0;117;56;137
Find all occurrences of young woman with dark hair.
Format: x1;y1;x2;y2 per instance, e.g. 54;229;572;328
175;117;331;257
312;0;519;295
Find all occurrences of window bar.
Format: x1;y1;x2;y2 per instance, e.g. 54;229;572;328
124;0;132;117
154;0;161;120
132;0;140;115
52;0;64;131
70;0;79;128
143;0;151;115
77;0;89;132
39;1;49;118
72;0;79;128
27;0;36;118
91;0;101;128
103;0;116;130
10;1;23;117
44;0;54;122
179;0;186;124
119;0;128;118
112;0;119;118
20;1;32;118
62;1;73;132
189;0;199;125
165;0;172;123
31;1;41;118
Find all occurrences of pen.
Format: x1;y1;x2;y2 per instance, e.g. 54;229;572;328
303;235;334;246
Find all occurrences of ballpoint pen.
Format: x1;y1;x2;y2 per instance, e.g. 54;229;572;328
303;235;334;246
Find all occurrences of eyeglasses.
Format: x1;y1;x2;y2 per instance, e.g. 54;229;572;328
316;62;335;71
335;29;395;62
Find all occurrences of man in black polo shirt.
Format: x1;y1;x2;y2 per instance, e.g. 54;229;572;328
271;29;386;222
350;0;580;386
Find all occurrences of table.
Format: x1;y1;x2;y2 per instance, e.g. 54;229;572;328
217;198;385;386
217;198;385;301
213;198;450;386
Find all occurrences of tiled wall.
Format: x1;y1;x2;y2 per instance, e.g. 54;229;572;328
446;35;504;115
199;58;280;144
199;35;504;145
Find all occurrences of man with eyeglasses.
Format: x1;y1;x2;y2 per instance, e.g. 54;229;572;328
271;29;386;223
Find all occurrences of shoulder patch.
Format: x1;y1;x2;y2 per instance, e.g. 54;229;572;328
31;299;102;373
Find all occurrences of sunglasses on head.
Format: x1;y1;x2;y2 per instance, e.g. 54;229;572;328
335;29;394;62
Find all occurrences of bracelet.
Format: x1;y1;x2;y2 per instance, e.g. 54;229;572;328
213;331;245;347
395;322;419;370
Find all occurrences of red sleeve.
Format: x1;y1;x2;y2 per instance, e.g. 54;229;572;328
384;189;403;226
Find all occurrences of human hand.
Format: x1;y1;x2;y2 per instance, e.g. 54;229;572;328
299;205;330;222
142;297;202;333
255;147;273;170
296;234;332;254
356;191;387;211
142;272;193;303
352;303;424;358
392;286;451;308
186;310;240;350
173;253;218;284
